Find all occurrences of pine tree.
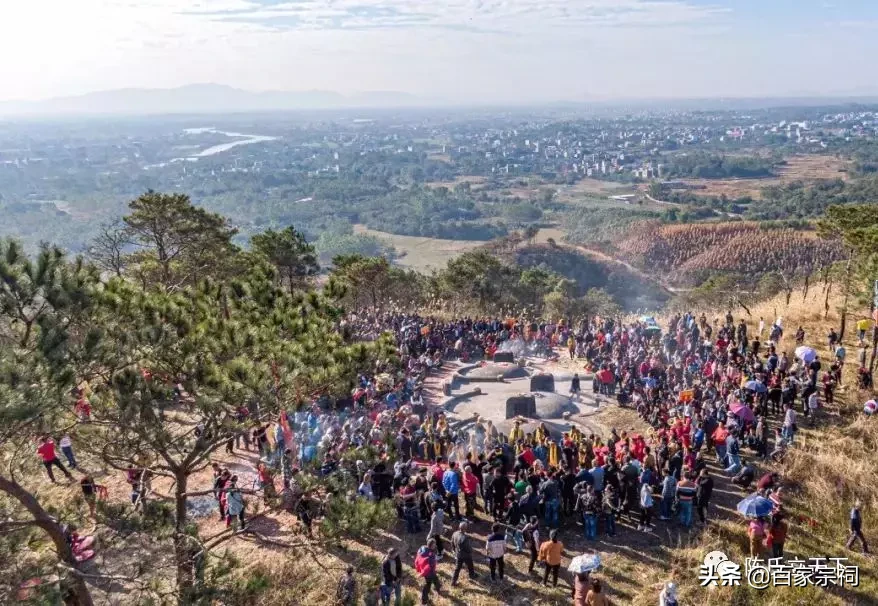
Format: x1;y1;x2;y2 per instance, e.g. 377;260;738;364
0;239;100;606
123;191;240;291
251;226;319;294
86;256;394;601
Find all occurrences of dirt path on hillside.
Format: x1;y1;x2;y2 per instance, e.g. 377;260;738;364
644;193;742;219
564;242;683;296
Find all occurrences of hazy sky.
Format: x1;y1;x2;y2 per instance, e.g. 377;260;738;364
3;0;878;103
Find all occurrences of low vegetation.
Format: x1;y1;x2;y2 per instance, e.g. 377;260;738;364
612;221;843;287
661;152;779;179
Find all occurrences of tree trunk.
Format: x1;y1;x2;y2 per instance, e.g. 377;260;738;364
802;273;810;302
0;474;94;606
824;280;832;320
173;471;195;602
870;324;878;377
21;320;33;347
839;255;853;341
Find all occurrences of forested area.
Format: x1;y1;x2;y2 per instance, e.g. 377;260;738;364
5;187;878;604
647;174;878;222
357;187;509;240
511;245;670;310
561;207;661;245
7;191;626;604
660;152;778;179
749;175;878;219
0;192;405;604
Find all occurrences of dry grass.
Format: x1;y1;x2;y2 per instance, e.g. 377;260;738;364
352;225;484;272
236;287;878;606
13;286;877;606
658;155;851;200
351;225;568;273
423;175;488;189
562;179;635;197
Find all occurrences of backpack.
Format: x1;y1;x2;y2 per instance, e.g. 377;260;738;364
414;551;433;577
523;525;537;546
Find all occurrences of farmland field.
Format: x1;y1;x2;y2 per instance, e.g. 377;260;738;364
553;179;673;211
423;174;488;188
654;154;851;199
612;220;843;286
353;224;483;271
561;177;635;196
353;224;570;272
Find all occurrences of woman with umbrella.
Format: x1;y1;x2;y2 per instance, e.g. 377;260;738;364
730;402;755;425
737;493;773;557
568;553;601;604
576;577;608;606
748;516;768;558
795;345;817;365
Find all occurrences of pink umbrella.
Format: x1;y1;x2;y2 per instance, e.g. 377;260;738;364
730;402;755;423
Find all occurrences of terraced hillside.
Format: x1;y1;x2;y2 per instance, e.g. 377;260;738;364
613;221;844;287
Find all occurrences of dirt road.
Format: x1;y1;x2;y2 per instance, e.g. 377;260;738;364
564;243;683;296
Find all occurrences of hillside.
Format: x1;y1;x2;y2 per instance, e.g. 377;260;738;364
508;243;672;311
172;287;877;606
2;192;875;606
610;221;844;287
2;228;875;606
290;287;878;606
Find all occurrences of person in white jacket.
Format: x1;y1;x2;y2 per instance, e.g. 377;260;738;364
638;482;654;531
659;581;678;606
358;471;374;500
428;505;446;559
485;522;506;581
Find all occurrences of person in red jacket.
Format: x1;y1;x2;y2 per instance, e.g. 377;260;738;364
74;396;91;422
37;436;73;482
518;444;536;470
430;457;445;487
462;465;480;518
415;538;440;605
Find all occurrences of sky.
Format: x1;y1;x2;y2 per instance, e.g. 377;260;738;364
2;0;878;104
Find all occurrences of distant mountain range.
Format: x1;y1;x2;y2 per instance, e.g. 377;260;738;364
0;84;425;116
2;84;878;118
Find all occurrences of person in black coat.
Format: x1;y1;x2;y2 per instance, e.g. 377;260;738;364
846;500;870;553
570;373;581;395
695;469;714;523
560;468;577;516
381;547;403;605
668;450;683;481
483;469;495;516
519;485;540;520
490;468;512;519
372;462;394;501
396;430;413;463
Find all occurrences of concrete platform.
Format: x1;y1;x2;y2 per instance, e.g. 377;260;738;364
533;391;573;418
443;373;600;426
458;363;528;381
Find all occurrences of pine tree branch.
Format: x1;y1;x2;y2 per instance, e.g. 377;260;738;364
0;520;40;533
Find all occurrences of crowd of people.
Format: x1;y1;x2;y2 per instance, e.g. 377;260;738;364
37;309;872;605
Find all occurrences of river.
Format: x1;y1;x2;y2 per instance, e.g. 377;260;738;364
179;127;278;159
